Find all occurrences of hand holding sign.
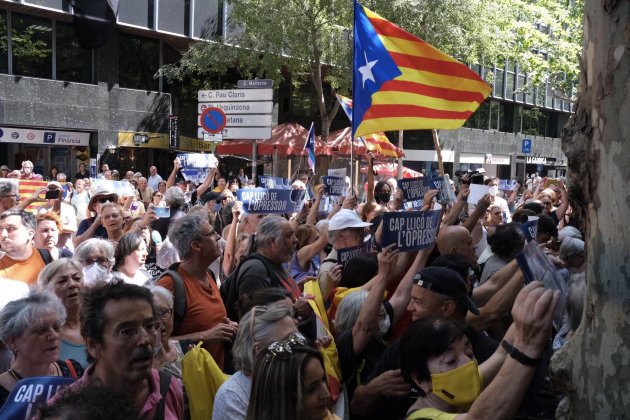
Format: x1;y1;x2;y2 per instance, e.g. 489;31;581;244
420;190;438;211
378;244;399;281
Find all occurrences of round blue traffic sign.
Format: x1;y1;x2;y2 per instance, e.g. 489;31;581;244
201;107;227;134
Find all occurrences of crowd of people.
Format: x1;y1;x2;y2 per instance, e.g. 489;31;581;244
0;156;585;419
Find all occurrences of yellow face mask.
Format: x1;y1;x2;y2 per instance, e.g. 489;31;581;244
430;360;482;407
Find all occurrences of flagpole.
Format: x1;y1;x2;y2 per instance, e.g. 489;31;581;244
351;0;358;197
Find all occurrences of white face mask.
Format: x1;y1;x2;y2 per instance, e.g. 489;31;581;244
378;314;391;337
83;263;110;285
488;186;498;196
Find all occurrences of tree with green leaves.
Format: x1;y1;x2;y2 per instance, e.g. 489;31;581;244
159;0;582;139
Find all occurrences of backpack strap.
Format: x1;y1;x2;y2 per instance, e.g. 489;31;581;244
153;264;187;331
37;248;54;265
153;370;172;420
64;359;78;378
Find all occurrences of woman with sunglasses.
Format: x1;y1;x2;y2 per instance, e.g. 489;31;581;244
152;190;165;207
214;304;298;420
0;291;84;409
246;332;336;420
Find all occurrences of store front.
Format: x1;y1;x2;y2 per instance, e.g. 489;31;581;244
0;126;91;180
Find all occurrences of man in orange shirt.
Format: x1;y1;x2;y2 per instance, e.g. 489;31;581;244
156;212;237;369
0;209;48;284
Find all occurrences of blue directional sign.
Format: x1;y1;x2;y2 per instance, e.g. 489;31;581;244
522;138;532;154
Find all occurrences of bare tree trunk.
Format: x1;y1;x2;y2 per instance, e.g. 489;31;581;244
550;1;630;417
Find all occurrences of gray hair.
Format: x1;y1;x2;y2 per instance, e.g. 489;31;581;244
74;238;115;265
558;226;583;242
559;237;585;260
335;290;368;333
164;187;185;208
0;291;67;345
146;285;174;308
57;173;67;182
0;209;37;230
38;258;84;289
233;305;294;375
168;212;207;260
255;215;286;251
0;180;18;196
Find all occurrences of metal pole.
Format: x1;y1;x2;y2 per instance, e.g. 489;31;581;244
252;140;258;183
397;130;404;179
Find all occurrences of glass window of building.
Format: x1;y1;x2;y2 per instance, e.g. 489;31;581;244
24;0;69;11
493;66;504;98
0;10;8;74
118;0;150;28
119;33;160;91
195;0;221;38
56;21;92;84
11;13;53;78
157;0;186;34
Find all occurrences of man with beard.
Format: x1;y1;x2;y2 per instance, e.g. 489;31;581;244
54;281;184;419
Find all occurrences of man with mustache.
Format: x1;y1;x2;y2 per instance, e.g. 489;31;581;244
54;281;184;419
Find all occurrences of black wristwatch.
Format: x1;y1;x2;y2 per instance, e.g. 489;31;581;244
501;340;540;366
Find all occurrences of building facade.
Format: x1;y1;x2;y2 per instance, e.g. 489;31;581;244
0;0;571;181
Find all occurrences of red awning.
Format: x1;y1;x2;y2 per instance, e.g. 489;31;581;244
215;123;330;156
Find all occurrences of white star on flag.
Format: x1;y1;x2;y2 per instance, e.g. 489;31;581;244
358;51;378;89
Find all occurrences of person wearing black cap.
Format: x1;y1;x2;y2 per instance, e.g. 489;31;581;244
351;266;498;420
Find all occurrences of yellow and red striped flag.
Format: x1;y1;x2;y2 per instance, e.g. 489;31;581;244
352;2;491;138
18;180;47;214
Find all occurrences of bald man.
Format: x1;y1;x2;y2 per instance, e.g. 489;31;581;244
437;225;477;267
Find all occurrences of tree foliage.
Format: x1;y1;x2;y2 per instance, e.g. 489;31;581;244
159;0;583;137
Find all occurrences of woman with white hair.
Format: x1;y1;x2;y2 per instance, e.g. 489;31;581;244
38;258;87;367
213;304;298;420
0;291;84;408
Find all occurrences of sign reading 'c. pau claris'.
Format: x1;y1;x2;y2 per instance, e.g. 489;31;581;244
381;210;442;252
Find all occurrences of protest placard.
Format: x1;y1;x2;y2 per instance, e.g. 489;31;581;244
381;210;442;251
499;179;518;194
176;153;217;168
322;176;346;196
337;243;369;268
92;179;136;197
0;377;76;420
258;176;290;189
520;217;539;242
237;188;305;214
467;184;490;205
327;168;347;178
397;177;452;204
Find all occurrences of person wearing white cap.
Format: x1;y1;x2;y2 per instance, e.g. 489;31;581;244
316;209;371;297
36;181;77;249
73;185;119;247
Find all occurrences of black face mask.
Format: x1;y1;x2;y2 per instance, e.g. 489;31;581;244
376;193;391;204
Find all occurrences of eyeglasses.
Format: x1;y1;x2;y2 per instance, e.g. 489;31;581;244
155;194;163;197
265;332;309;360
81;257;111;267
492;212;502;216
157;308;173;320
98;198;111;204
114;320;162;341
1;194;18;199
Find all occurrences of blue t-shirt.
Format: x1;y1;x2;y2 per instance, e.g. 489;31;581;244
76;217;108;239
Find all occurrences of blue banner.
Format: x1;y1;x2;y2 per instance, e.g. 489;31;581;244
322;176;346;196
237;188;305;214
258;176;290;189
337;242;370;268
520;219;538;242
397;177;451;203
0;376;76;419
381;210;442;251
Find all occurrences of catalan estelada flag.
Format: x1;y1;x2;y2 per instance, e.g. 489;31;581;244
352;1;492;138
304;122;316;173
336;93;403;158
